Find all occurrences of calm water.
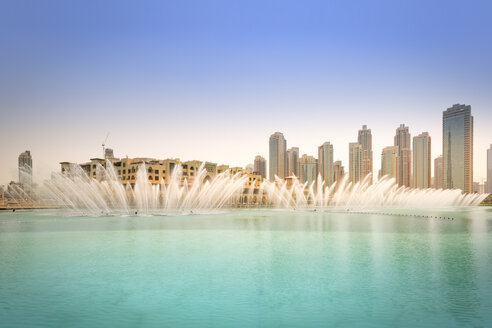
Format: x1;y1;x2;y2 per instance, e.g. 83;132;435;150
1;208;492;327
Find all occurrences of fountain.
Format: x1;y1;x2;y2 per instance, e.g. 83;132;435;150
21;160;487;216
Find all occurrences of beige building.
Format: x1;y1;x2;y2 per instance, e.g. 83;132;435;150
413;132;431;189
349;143;362;184
298;154;318;184
318;142;334;187
60;157;264;205
61;157;220;186
333;160;345;184
286;147;299;177
394;124;412;187
358;125;373;183
380;146;398;180
434;155;443;189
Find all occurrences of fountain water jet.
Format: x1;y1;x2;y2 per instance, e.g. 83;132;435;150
27;161;489;215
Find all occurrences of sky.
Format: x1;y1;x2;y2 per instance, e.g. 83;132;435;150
0;0;491;184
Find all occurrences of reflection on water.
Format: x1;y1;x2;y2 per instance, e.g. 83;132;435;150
0;208;491;327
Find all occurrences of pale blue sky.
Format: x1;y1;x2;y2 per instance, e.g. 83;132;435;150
0;0;491;183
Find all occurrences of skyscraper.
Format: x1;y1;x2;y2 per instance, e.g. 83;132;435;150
254;155;267;180
412;132;431;189
286;147;299;177
380;146;398;180
349;142;362;184
443;104;473;193
333;160;345;184
434;155;443;189
487;145;492;193
298;154;318;185
104;148;114;158
358;125;373;183
318;142;334;186
269;132;287;181
394;124;411;187
18;150;33;186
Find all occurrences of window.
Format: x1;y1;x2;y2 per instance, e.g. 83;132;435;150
131;175;135;180
155;176;158;181
190;172;194;176
118;170;121;175
190;167;194;170
148;167;152;173
92;165;96;169
155;170;158;174
149;176;153;180
93;171;96;175
123;163;126;167
123;170;126;174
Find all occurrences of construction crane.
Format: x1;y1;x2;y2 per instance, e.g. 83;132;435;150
102;132;110;158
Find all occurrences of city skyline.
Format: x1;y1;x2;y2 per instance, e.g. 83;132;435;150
1;111;491;187
0;1;491;184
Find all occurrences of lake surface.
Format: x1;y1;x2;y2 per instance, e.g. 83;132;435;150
1;208;492;327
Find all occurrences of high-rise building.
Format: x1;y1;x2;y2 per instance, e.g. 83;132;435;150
358;125;373;183
472;182;485;194
487;145;492;193
333;160;345;184
254;155;267;180
443;104;473;193
380;146;398;180
269;132;287;181
298;154;318;185
104;148;114;158
349;143;362;184
18;150;33;186
318;142;334;186
394;124;412;187
413;132;431;189
286;147;299;177
434;155;444;189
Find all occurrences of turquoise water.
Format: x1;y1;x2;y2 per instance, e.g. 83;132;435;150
1;208;492;327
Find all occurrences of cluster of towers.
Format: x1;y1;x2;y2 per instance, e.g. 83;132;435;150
256;104;476;193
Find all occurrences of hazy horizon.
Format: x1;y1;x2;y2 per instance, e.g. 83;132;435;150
1;0;491;185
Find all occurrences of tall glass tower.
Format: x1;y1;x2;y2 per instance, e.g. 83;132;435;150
253;155;267;180
269;132;287;181
443;104;473;193
358;125;373;183
349;142;362;184
18;150;33;186
286;147;299;177
487;145;492;193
